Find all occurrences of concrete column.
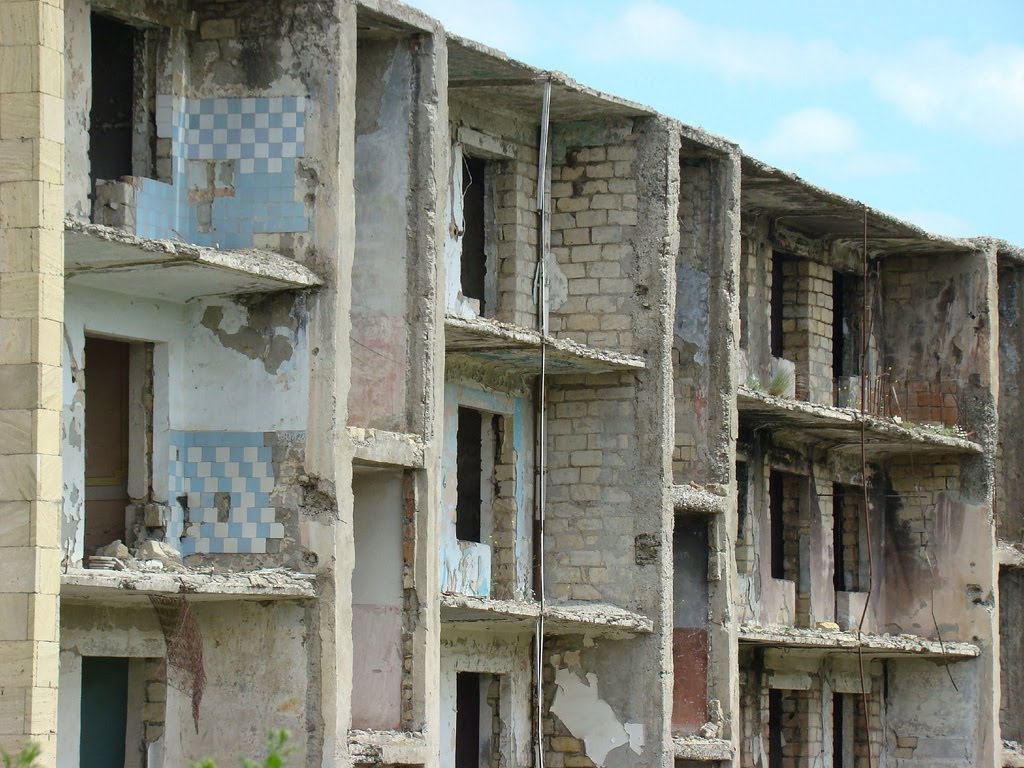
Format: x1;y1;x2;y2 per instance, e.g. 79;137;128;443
0;0;65;764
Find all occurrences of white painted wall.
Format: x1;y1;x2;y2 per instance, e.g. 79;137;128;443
351;471;405;729
62;286;309;561
180;299;308;432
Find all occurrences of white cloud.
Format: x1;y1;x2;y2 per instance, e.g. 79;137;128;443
410;0;534;57
872;40;1024;142
579;1;860;83
576;1;1024;144
751;108;917;177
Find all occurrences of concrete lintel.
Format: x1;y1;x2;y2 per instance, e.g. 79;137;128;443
672;484;729;516
672;735;734;761
767;671;812;691
60;567;317;602
998;540;1024;569
457;126;516;160
349;427;425;469
349;729;427;765
65;218;322;303
445;315;646;375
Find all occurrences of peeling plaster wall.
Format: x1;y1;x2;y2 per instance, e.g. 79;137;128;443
674;150;737;488
183;294;309;432
439;380;531;599
351;470;404;730
885;658;982;767
544;639;652;768
447;96;540;328
58;600;309;768
439;629;532;768
997;264;1024;542
349;38;413;432
62;285;186;564
62;286;309;563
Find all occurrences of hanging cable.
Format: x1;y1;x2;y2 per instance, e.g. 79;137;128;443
856;204;876;768
533;76;551;768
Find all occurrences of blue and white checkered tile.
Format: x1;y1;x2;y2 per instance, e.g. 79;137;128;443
166;431;284;555
183;96;305;163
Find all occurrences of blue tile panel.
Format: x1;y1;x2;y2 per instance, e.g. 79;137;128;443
135;95;308;247
167;431;284;556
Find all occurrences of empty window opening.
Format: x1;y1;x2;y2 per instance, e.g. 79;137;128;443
461;157;488;313
84;337;131;554
833;271;846;380
457;408;504;545
90;15;138;193
457;408;483;542
767;688;783;768
834;484;866;593
833;693;855;768
455;672;498;768
769;470;803;596
770;254;791;358
736;461;749;543
80;656;165;768
672;517;710;734
769;470;785;580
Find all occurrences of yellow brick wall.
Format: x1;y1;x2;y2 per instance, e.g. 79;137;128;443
0;0;64;762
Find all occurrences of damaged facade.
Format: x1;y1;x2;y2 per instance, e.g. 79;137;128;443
0;1;1021;767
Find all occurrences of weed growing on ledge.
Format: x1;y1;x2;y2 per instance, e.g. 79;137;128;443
193;729;292;768
1;743;41;768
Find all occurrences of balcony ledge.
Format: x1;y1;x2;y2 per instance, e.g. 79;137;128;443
672;483;729;515
445;315;646;376
65;218;321;303
672;735;735;761
60;566;317;602
737;387;982;457
440;593;653;638
349;730;426;766
738;623;980;659
349;427;425;469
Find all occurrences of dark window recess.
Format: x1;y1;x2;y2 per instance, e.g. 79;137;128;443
455;672;482;768
461;157;487;312
769;470;785;580
833;270;846;379
770;254;787;358
80;656;129;768
456;407;483;542
768;688;783;768
833;483;846;593
89;15;137;193
84;336;130;554
736;461;748;541
833;692;845;768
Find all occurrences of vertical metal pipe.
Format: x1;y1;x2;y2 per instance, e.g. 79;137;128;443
533;76;552;768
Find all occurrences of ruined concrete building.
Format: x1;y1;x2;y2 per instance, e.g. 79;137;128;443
3;0;1024;766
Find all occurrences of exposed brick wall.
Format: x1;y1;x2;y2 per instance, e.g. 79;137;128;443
837;485;864;593
550;141;639;353
489;414;521;601
493;149;540;328
401;470;416;729
545;374;638;605
887;460;960;562
781;258;834;405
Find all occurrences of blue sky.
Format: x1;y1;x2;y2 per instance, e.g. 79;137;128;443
410;0;1024;244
